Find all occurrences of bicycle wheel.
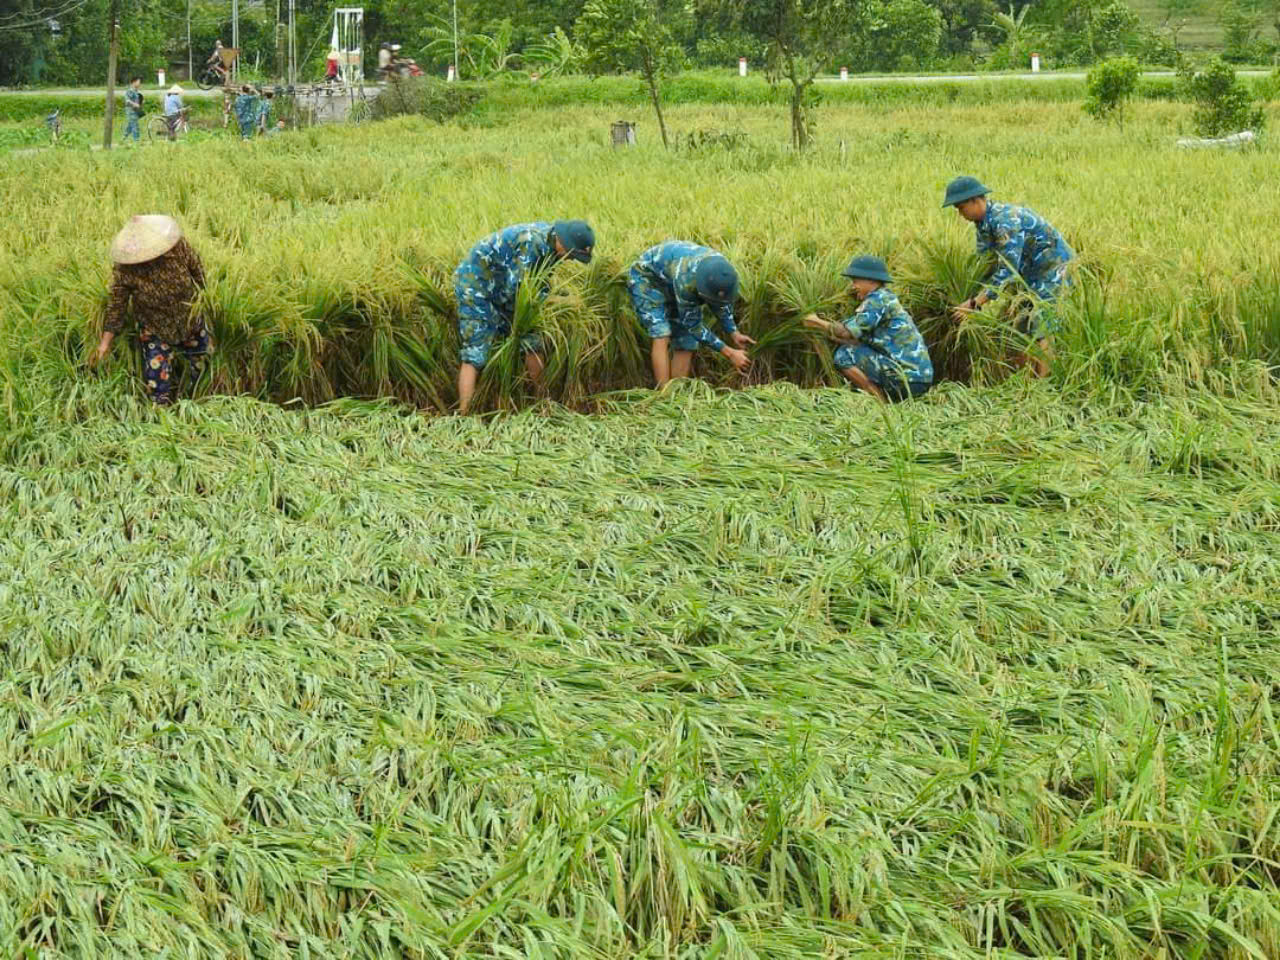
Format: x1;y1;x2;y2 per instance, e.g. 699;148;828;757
196;68;220;91
146;115;171;142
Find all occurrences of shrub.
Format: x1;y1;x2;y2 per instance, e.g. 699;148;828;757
1177;56;1265;138
369;78;487;123
1084;56;1140;125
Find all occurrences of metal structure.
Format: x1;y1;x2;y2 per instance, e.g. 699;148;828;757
287;0;297;84
331;8;365;87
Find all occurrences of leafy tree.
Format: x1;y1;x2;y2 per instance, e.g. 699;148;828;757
1083;54;1138;126
1219;1;1262;62
728;0;868;149
928;0;996;55
1156;0;1202;53
850;0;943;72
575;0;684;148
989;3;1034;67
1178;56;1265;136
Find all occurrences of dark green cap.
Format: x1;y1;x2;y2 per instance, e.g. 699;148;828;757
841;255;892;284
695;255;738;305
552;220;595;263
942;175;990;208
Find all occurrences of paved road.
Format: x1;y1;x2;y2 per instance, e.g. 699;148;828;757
815;69;1272;84
3;70;1270;98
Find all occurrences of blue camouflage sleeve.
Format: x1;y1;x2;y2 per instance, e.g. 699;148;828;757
841;299;881;340
985;214;1026;298
675;287;726;352
713;302;737;335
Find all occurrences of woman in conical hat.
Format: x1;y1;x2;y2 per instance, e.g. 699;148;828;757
92;215;211;405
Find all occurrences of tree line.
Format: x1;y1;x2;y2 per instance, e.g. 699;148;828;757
0;0;1275;88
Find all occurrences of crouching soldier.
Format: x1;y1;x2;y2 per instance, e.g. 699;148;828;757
943;175;1075;378
91;215;211;405
627;241;755;386
454;220;595;414
804;255;933;403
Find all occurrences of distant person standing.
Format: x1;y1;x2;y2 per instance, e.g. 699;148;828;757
942;175;1075;378
378;42;393;80
256;89;274;134
163;84;184;141
325;49;341;83
233;85;259;140
123;76;144;144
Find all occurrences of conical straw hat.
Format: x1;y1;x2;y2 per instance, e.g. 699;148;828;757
168;84;183;94
110;215;182;265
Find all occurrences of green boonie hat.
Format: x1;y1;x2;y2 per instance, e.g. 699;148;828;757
841;255;892;284
942;175;990;208
695;256;738;305
552;220;595;263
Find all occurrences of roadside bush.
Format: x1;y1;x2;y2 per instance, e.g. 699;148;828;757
1084;56;1140;126
369;77;487;123
1177;56;1265;137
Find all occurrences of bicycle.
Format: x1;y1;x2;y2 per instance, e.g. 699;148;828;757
147;107;191;142
45;109;62;144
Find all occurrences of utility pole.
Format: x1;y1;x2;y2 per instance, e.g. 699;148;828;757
102;0;120;149
232;0;239;82
452;0;459;80
187;0;192;81
275;0;285;83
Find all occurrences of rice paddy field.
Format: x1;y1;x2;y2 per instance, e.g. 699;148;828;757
2;83;1280;956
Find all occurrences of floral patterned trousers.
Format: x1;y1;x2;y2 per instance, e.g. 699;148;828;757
139;321;210;404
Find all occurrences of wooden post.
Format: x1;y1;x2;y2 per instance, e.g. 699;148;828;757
103;0;120;149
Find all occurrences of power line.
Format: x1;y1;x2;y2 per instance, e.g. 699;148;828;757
0;0;92;31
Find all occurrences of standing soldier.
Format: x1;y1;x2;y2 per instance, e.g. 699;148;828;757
454;220;595;414
91;215;212;406
256;89;275;134
942;175;1075;378
123;76;143;144
804;255;933;402
626;241;754;387
234;85;259;140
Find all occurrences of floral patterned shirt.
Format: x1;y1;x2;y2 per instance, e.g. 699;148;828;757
105;238;207;344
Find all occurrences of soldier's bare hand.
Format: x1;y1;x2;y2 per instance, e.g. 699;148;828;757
802;314;827;330
730;331;756;348
951;304;974;323
723;347;751;372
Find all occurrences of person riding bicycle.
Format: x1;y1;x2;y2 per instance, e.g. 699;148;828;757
206;40;237;84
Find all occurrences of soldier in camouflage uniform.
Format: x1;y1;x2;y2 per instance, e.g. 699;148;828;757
234;86;260;140
943;175;1075;378
627;242;754;386
804;255;933;403
454;220;595;413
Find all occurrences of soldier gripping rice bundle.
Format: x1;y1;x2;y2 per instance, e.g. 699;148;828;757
804;255;933;403
626;242;754;387
943;176;1075;378
454;220;595;414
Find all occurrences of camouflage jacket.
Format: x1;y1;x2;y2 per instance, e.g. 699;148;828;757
632;241;738;345
456;222;560;319
975;202;1075;298
843;287;933;385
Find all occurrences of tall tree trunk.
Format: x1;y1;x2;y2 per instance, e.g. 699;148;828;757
644;62;669;149
102;0;120;149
